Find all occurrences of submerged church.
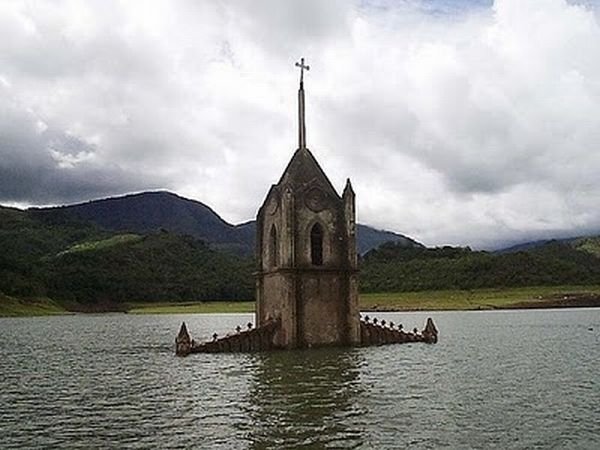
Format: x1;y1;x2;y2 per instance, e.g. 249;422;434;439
255;58;359;348
175;59;437;355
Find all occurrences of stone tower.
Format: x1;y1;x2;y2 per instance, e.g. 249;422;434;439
255;60;360;349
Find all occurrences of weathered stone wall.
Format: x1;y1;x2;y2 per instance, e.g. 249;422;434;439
359;317;438;345
346;273;360;344
176;320;280;355
298;272;345;346
261;272;296;347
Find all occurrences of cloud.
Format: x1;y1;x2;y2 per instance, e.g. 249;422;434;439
1;0;600;248
0;89;161;203
316;0;600;248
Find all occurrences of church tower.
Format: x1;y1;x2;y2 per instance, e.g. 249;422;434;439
255;59;360;348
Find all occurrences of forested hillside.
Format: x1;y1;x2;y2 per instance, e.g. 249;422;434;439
44;233;254;304
360;240;600;292
2;201;600;310
0;206;254;303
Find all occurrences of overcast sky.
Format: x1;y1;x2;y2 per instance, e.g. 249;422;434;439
2;0;600;249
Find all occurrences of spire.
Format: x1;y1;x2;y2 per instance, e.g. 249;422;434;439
343;178;354;197
295;57;310;149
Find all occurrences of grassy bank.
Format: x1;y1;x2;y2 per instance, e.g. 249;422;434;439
2;285;600;317
127;285;600;314
126;301;255;314
129;286;600;314
0;293;69;317
360;285;600;311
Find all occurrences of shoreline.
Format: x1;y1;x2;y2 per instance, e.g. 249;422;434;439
364;300;600;312
2;288;600;317
364;293;600;312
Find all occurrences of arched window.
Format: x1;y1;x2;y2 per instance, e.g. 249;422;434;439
310;223;323;266
269;225;278;268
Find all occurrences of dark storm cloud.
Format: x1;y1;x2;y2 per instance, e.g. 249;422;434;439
0;96;160;203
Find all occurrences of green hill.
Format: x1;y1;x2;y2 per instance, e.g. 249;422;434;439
0;206;254;305
573;237;600;257
44;232;254;305
0;205;106;297
360;240;600;292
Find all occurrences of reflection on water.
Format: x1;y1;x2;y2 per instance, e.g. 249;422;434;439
247;348;365;449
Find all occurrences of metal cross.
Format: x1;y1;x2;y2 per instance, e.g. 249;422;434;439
295;57;310;84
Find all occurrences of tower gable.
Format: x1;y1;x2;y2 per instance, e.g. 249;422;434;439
277;147;340;200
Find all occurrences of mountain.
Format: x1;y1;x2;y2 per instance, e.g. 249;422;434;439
496;238;576;254
30;191;254;254
30;191;421;255
355;224;422;254
497;236;600;256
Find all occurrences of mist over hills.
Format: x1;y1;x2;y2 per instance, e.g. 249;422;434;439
30;191;422;255
494;238;580;254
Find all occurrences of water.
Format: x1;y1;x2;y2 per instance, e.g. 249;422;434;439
1;309;599;449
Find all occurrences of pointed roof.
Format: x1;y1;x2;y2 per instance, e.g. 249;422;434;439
177;322;190;342
343;178;354;196
277;147;340;198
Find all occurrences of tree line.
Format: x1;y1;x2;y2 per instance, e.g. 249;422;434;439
2;206;599;305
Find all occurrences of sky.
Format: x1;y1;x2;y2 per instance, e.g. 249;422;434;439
2;0;600;249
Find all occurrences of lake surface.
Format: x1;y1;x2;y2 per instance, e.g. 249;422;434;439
1;309;599;449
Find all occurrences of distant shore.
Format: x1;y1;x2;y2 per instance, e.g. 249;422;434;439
363;292;600;312
2;285;600;317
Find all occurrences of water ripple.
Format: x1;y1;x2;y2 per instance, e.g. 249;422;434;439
1;310;600;448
